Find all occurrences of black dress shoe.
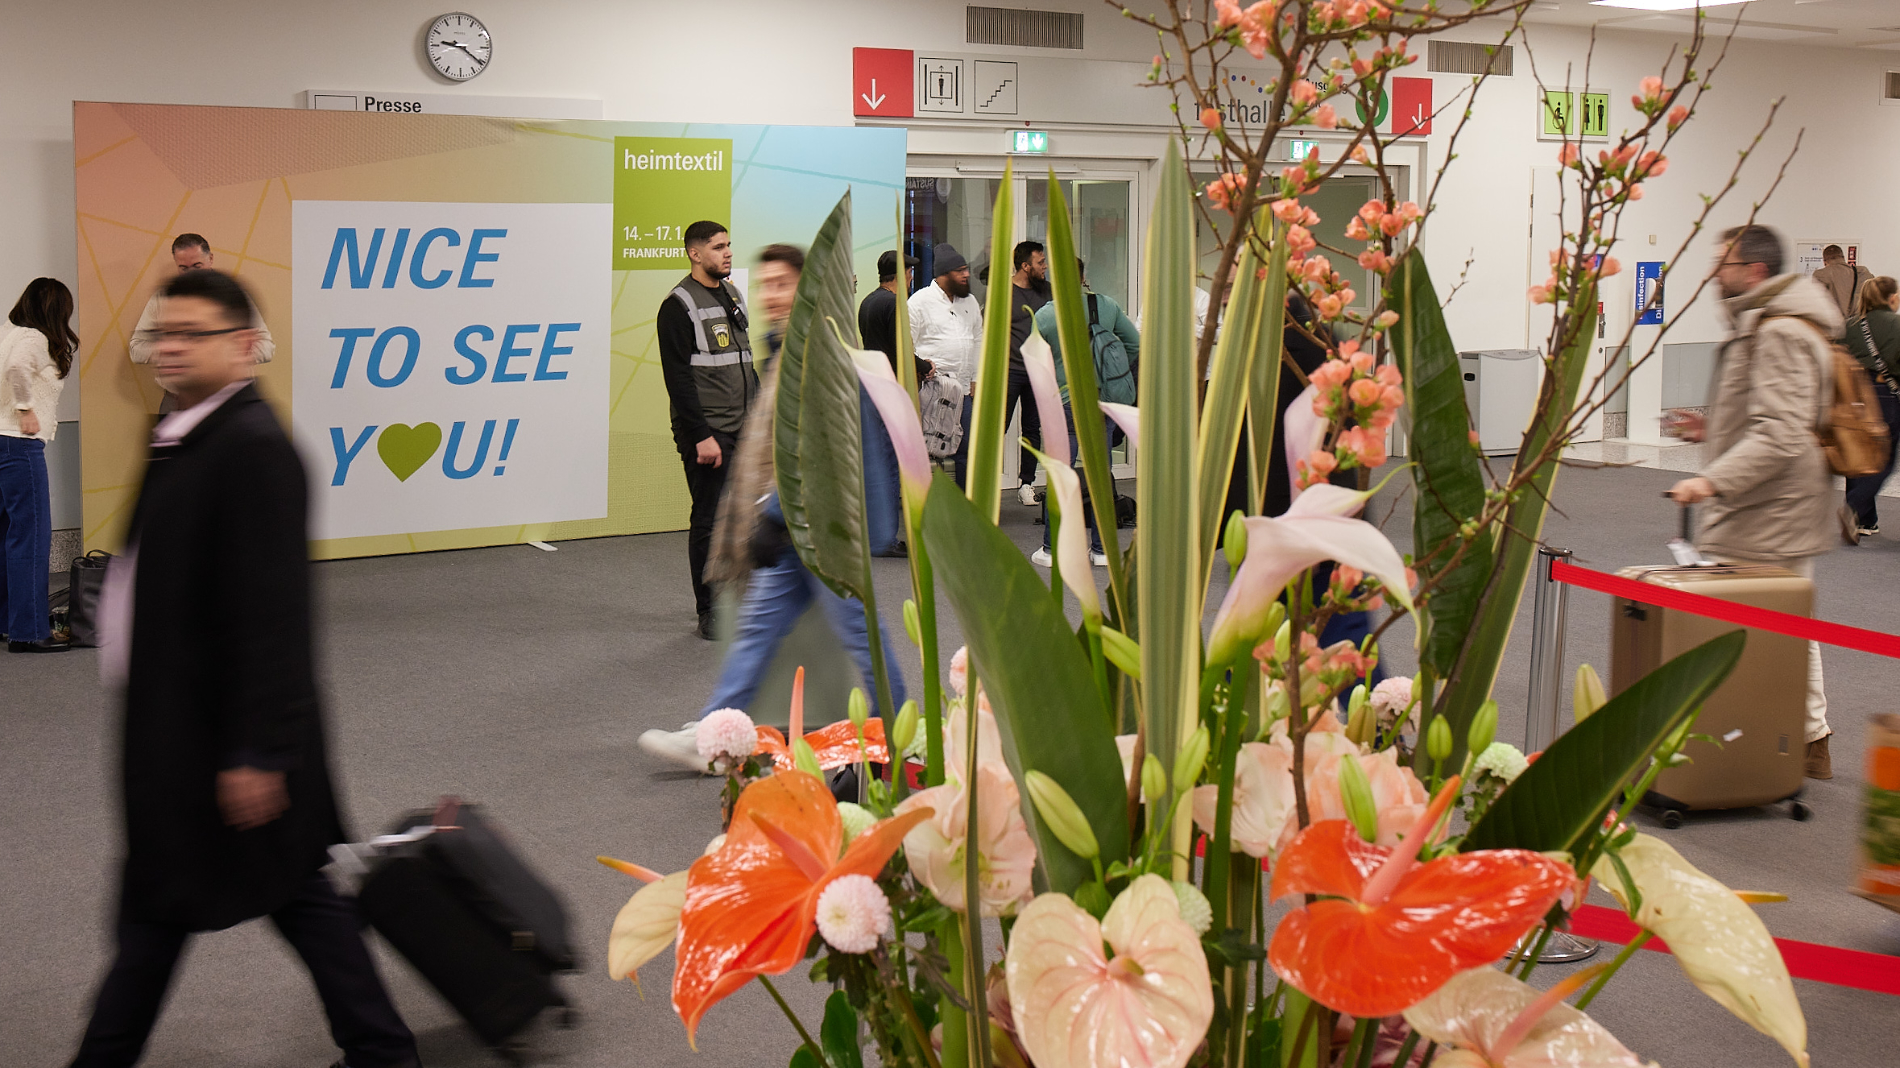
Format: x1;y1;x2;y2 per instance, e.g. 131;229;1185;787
696;612;716;641
9;638;71;653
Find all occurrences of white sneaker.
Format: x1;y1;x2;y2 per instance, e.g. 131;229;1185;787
638;722;712;773
1090;551;1110;567
1017;483;1040;507
1030;547;1054;567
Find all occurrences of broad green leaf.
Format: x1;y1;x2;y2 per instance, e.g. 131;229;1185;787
1463;630;1743;855
1196;213;1287;590
966;162;1017;521
1388;250;1490;677
1436;286;1599;767
776;190;871;604
789;1045;821;1068
923;476;1131;892
820;990;866;1068
1139;138;1203;811
1244;246;1288;518
1044;175;1129;623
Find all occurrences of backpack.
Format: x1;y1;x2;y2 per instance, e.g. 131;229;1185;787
1772;316;1890;477
1087;293;1139;406
918;374;967;460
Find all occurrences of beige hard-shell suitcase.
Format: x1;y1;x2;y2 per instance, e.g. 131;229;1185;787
1609;564;1813;825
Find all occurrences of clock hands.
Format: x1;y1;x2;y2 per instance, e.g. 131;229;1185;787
435;37;488;64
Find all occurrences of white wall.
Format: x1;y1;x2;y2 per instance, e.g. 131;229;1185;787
4;1;1897;517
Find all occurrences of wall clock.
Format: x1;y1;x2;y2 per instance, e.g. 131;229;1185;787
426;13;491;82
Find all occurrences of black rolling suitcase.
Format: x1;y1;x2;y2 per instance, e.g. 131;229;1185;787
353;800;579;1057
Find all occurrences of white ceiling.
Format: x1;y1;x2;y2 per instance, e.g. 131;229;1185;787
1523;0;1900;51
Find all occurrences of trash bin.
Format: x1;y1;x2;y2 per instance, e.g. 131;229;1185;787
1458;349;1543;456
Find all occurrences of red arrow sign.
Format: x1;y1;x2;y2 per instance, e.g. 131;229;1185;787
1391;77;1432;136
853;47;914;118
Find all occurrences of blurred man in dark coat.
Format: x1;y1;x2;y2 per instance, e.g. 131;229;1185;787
70;269;416;1068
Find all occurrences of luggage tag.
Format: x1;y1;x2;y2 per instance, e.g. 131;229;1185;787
1665;500;1716;567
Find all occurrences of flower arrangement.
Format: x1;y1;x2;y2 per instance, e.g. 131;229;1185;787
599;4;1813;1067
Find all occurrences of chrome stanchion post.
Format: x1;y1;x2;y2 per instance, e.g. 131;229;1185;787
1525;546;1573;753
1516;545;1597;963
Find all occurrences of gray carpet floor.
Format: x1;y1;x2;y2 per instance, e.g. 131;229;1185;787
3;461;1897;1067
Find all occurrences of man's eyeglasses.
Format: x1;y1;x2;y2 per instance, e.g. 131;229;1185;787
148;326;244;343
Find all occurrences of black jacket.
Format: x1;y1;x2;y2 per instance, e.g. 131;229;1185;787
116;382;344;930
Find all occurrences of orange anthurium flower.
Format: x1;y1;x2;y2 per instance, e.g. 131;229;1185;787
672;769;929;1040
1267;777;1576;1018
755;719;891;771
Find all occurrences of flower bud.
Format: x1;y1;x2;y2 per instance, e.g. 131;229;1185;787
1468;699;1499;757
1100;625;1142;680
892;700;920;755
1025;770;1099;860
1272;619;1292;662
1573;663;1606;724
792;737;823;778
1223;509;1249;573
903;599;923;648
1337;755;1380;842
1142;753;1167;805
1345;688;1375;747
1426;714;1452;763
1173;725;1211;793
848;688;870;731
1263;684;1291;729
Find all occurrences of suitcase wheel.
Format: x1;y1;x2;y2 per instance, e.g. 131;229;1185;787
1658;809;1685;830
1789;799;1813;822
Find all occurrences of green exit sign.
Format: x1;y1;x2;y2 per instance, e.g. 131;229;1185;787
1010;129;1049;154
1288;139;1321;162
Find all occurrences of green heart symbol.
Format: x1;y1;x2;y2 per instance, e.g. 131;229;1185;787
377;423;442;482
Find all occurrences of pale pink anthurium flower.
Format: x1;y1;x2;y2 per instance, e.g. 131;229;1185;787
850;347;933;502
1204;483;1414;667
1005;874;1214;1068
1019;328;1070;467
895;702;1036;916
1404;965;1658;1068
1100;401;1140;450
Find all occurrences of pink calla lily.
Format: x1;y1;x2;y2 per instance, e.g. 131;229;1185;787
1020;328;1070;467
1100;401;1140;450
1205;488;1413;667
1283;383;1325;504
850;347;933;499
1005;874;1214;1068
1026;444;1100;620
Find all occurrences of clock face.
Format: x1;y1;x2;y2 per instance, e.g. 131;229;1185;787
426;13;491;81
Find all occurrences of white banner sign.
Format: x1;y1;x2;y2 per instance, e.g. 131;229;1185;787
292;200;611;540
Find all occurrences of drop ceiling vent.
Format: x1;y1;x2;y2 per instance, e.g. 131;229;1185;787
967;6;1085;50
1427;40;1513;77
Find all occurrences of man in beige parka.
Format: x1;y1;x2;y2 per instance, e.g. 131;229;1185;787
1668;224;1841;779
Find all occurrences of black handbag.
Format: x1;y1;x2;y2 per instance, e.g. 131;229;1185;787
67;549;112;647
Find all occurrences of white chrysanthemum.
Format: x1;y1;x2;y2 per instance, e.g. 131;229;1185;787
948;646;969;697
1170;879;1213;935
836;801;877;844
696;708;758;762
1474;741;1529;784
815;874;891;954
1369;677;1413;714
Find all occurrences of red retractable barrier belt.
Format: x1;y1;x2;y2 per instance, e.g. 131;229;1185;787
1550;560;1900;659
1570;904;1900;996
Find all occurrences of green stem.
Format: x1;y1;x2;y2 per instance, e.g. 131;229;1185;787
909;506;946;788
1515;923;1557;982
960;683;993;1068
1339;1016;1374;1068
940;919;969;1068
1087;621;1111;726
1575;931;1653;1011
758;975;828;1068
1391;1029;1423;1068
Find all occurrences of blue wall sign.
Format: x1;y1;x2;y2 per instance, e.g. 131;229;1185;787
1635;261;1664;325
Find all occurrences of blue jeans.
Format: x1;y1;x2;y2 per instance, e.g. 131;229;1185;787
699;546;908;718
0;435;51;642
1844;380;1900;528
861;388;902;555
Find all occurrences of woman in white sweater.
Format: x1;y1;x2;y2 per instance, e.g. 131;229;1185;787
1;277;77;652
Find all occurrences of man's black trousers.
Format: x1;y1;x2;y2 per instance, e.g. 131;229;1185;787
69;873;416;1068
682;431;737;620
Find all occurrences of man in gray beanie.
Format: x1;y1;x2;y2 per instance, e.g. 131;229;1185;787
908;243;984;488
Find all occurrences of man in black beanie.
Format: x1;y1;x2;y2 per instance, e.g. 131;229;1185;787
907;243;983;489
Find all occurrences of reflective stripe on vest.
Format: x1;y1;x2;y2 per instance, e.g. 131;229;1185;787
671;280;751;366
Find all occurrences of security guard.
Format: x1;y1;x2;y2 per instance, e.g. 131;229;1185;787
657;220;759;639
